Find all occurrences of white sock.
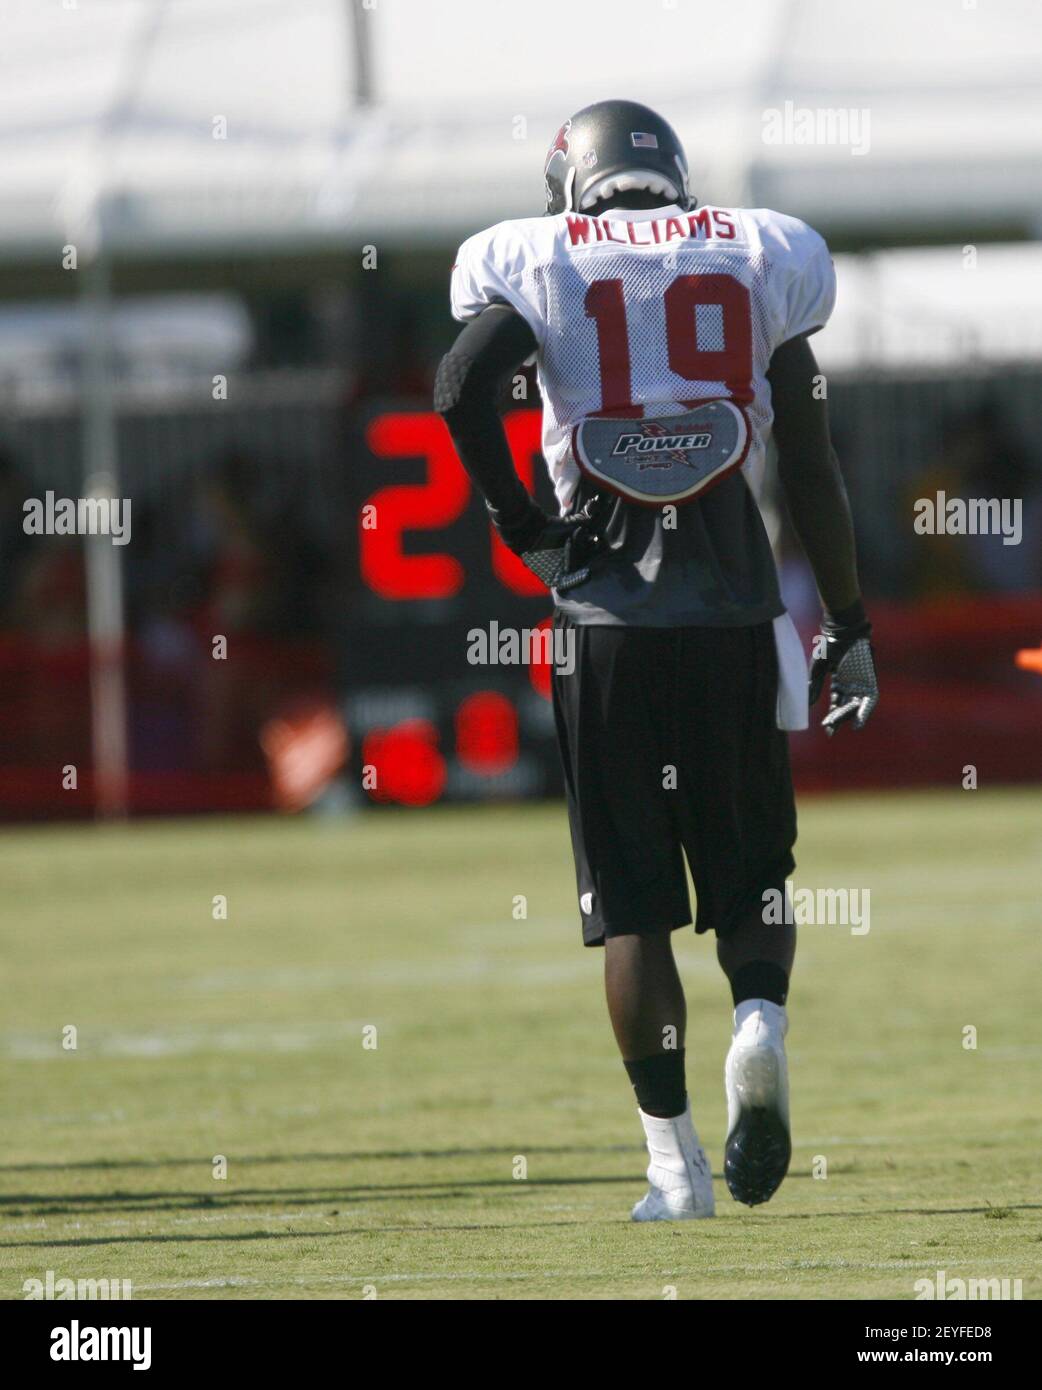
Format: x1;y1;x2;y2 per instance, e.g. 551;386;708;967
733;997;788;1042
638;1099;694;1153
637;1101;707;1189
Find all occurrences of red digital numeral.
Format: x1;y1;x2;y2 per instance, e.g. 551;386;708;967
527;617;554;701
361;414;469;599
490;410;549;596
362;720;446;806
363;410;551;600
455;691;519;774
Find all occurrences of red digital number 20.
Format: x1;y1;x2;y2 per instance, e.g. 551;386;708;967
362;411;544;600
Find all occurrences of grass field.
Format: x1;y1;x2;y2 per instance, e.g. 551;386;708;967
2;788;1040;1301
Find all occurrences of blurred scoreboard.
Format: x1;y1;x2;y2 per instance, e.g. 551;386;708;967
344;406;563;806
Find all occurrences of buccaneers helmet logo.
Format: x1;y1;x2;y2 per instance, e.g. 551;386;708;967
544;119;571;175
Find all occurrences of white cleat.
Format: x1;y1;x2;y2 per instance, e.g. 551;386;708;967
631;1100;715;1222
724;998;791;1206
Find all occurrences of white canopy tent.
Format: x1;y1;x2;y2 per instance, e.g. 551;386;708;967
3;0;1042;260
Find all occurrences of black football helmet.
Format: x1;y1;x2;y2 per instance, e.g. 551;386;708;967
543;99;694;216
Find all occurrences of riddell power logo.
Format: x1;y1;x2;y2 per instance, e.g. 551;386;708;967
612;424;711;469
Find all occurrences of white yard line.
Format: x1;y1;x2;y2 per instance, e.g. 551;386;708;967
131;1255;1038;1294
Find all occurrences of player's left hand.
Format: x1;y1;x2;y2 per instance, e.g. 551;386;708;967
515;494;615;592
809;607;878;735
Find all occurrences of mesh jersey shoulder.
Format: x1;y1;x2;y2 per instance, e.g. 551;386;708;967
450;217;552;343
734;208;836;341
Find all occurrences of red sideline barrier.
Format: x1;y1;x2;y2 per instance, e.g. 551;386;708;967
0;632;331;820
0;595;1039;818
790;594;1042;790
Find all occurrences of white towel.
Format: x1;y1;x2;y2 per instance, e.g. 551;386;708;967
773;610;809;731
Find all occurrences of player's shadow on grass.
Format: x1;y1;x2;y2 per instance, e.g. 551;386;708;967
7;1200;1042;1252
0;1144;638;1174
1;1218;610;1250
0;1174;650;1223
4;1177;1041;1238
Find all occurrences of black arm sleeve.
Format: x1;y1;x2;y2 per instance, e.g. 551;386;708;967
434;304;544;550
768;333;863;617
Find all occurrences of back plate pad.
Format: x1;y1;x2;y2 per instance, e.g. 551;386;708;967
573;400;749;505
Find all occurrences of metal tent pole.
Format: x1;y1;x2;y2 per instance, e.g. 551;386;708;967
81;244;129;819
350;0;374;106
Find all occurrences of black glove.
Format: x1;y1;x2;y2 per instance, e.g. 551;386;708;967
809;600;879;736
493;494;613;593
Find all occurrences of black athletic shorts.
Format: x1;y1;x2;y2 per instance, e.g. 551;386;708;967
551;614;797;946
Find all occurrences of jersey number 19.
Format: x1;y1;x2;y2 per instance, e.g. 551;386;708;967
584;273;753;413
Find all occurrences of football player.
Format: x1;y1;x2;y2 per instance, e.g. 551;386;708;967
435;100;877;1219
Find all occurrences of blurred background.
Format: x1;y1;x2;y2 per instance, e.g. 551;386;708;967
2;0;1041;821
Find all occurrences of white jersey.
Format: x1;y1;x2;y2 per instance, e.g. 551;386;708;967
450;202;836;513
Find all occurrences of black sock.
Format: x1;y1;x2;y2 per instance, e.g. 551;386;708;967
624;1048;687;1118
730;961;789;1008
